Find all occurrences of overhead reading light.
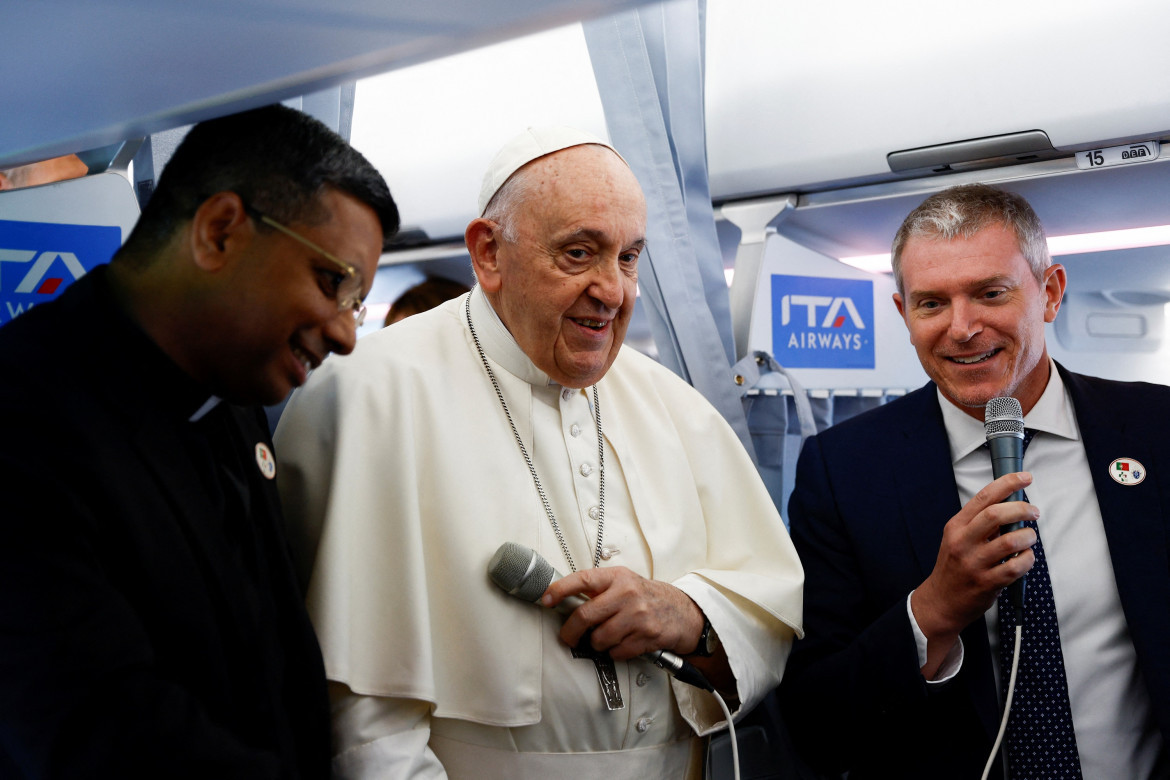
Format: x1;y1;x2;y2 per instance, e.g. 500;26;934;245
838;224;1170;273
1045;224;1170;256
835;254;895;274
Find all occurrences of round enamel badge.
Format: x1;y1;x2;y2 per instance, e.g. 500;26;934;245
255;443;277;480
1108;457;1145;486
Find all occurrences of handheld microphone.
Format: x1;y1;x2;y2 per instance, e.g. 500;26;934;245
487;542;713;691
984;396;1027;620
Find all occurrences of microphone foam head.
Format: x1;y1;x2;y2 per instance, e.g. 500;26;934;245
984;396;1025;436
487;542;555;603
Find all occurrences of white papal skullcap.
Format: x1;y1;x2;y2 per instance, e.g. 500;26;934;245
477;126;626;216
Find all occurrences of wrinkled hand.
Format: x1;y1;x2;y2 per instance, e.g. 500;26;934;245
542;566;705;662
912;471;1039;674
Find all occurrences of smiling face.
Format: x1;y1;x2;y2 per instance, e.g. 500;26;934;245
469;145;646;388
893;223;1066;418
207;188;383;404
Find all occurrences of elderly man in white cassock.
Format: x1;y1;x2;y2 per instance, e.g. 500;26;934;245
274;126;805;779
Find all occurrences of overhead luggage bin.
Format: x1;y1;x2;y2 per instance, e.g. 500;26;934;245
705;0;1170;201
885;130;1061;174
0;0;650;168
771;147;1170;261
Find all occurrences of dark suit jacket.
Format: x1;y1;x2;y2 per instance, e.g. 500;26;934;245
0;268;330;778
780;365;1170;779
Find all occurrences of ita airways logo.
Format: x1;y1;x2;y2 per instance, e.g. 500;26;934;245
0;219;122;325
1109;457;1146;486
771;274;875;369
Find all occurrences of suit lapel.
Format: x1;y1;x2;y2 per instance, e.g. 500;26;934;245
891;386;964;577
890;384;1002;739
1061;365;1170;737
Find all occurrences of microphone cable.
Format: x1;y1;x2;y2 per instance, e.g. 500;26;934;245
981;624;1022;780
711;687;740;780
641;651;742;780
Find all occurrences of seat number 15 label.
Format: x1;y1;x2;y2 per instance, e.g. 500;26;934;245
1076;141;1161;170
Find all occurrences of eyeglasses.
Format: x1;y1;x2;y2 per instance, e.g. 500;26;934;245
242;203;368;327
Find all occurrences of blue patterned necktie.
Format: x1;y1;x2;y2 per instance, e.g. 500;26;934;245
996;429;1083;779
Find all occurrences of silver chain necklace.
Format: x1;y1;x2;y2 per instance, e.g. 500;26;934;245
465;294;606;572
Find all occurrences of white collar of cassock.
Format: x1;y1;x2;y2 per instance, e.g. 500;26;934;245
469;284;558;389
938;357;1080;464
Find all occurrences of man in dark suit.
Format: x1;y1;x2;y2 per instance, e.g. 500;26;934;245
0;104;398;778
781;184;1170;778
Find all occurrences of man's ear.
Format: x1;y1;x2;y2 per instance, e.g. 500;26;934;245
1042;263;1067;323
190;192;251;272
465;218;504;293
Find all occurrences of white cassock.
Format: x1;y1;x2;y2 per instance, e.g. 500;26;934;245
275;286;804;779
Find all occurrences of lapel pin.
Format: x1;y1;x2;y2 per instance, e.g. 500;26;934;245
255;443;277;480
1108;457;1145;486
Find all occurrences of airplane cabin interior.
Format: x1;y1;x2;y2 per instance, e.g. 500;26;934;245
3;0;1168;526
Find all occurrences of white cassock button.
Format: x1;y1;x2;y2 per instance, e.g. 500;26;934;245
570;423;581;437
589;506;600;520
601;545;620;560
561;388;572;401
636;717;654;733
635;673;651;687
580;463;592;477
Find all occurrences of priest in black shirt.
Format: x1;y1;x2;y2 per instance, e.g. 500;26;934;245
0;104;398;779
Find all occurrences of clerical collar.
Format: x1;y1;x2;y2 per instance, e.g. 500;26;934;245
938;358;1080;464
468;284;557;388
188;395;222;422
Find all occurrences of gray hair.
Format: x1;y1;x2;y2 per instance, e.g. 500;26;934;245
890;184;1050;295
480;163;540;244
